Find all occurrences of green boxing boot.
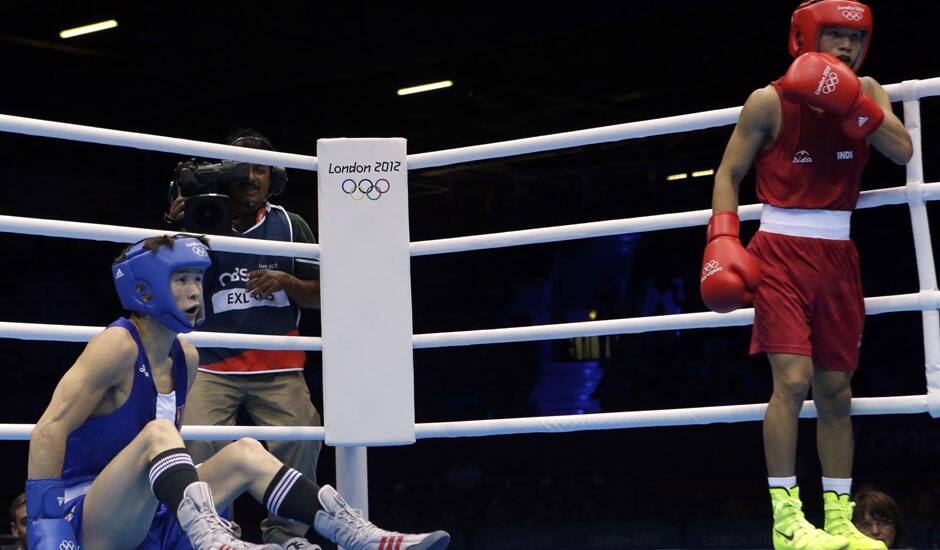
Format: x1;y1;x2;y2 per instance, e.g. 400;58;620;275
771;486;848;550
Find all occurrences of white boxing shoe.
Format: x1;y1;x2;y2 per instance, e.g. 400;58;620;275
313;485;450;550
177;482;281;550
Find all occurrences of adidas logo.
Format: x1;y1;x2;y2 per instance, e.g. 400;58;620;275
858;116;868;127
114;268;124;278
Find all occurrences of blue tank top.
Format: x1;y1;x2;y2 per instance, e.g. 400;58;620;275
198;204;305;374
61;317;189;490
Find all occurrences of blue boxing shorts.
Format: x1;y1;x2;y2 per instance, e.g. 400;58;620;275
64;494;194;550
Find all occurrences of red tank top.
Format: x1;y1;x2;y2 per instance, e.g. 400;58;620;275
754;80;870;211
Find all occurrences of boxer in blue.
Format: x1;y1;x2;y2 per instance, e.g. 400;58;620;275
26;234;450;550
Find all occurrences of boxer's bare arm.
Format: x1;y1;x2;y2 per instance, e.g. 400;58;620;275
28;328;137;478
180;337;200;391
861;76;913;165
713;86;780;212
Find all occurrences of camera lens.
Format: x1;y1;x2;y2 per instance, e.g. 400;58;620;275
193;202;224;227
183;194;232;235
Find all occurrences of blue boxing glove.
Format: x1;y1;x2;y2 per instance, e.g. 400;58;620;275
26;478;79;550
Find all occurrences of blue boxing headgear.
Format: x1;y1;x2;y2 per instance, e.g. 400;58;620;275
112;236;212;333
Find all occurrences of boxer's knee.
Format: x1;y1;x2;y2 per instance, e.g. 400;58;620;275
769;353;813;404
227;437;277;476
814;382;852;419
231;437;265;456
772;373;812;404
141;419;184;455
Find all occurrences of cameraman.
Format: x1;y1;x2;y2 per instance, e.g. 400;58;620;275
166;129;322;548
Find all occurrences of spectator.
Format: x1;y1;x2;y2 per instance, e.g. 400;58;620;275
8;492;25;550
853;489;908;548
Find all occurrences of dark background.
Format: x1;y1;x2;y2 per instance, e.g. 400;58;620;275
1;1;940;548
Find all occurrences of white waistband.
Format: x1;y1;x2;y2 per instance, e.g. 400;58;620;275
758;204;851;240
64;480;93;503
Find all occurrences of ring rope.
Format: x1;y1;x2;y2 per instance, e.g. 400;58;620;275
2;78;937;178
409;183;940;256
1;291;935;350
0;394;927;442
0;322;323;350
407;106;741;170
0;214;320;259
411;291;940;349
0;114;318;171
0;181;935;261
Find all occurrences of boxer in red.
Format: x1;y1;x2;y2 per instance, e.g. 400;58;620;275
700;2;912;549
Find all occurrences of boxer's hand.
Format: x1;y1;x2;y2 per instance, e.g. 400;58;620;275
780;52;884;138
839;88;884;139
700;212;761;313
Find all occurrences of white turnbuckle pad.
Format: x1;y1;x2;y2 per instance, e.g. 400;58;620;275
317;138;415;446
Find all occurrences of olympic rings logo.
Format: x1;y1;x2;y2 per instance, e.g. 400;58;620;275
700;259;723;282
190;245;208;257
342;178;390;201
59;541;76;550
820;72;839;94
841;10;863;21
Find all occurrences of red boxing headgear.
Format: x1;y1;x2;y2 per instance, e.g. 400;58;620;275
789;0;873;70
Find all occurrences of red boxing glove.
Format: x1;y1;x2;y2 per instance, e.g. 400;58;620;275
780;52;884;139
700;212;761;313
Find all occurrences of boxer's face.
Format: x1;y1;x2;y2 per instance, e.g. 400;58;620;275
171;268;205;327
818;26;865;69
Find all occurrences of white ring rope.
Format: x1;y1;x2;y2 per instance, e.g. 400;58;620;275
407;78;940;170
1;75;938;447
0;290;935;350
407;107;742;170
412;395;930;439
0;180;935;261
0;322;323;350
0;114;318;171
409;182;940;256
2;78;939;175
412;292;940;349
0;394;926;441
0;214;320;259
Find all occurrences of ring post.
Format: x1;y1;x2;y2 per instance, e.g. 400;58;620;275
316;138;416;511
901;89;940;415
336;446;369;519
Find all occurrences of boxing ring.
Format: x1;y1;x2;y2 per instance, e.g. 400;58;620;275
1;76;940;522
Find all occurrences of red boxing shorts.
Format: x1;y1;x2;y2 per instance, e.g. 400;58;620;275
746;230;865;371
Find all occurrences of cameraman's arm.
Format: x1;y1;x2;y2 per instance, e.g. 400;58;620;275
288;212;320;309
258;272;319;309
165;196;186;227
246;212;320;309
